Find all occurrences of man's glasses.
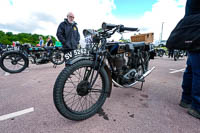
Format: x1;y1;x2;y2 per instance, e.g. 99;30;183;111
68;16;74;19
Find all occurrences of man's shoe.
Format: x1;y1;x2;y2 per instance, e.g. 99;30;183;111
179;101;191;108
188;108;200;119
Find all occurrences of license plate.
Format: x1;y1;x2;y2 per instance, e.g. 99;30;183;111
64;48;89;60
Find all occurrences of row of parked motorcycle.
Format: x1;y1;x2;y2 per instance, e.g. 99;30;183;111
154;47;187;61
0;43;65;73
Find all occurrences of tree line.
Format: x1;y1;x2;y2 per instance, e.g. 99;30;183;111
0;30;57;46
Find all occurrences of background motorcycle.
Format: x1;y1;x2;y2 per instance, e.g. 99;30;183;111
0;44;64;73
53;22;155;121
173;49;185;61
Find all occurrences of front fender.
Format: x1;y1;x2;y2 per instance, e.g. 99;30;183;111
65;56;93;65
103;63;112;97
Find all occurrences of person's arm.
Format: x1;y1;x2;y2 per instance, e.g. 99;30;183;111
56;23;66;45
77;30;80;43
76;26;80;43
41;40;44;47
185;0;200;16
50;40;53;46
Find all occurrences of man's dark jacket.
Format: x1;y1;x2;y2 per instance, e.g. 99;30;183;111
166;0;200;51
185;0;200;16
56;19;80;50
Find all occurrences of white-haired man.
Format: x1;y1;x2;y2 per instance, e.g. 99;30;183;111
56;12;80;53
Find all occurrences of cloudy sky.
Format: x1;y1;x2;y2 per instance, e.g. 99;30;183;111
0;0;186;43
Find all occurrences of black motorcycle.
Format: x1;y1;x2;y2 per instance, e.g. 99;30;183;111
53;23;155;121
0;44;64;73
156;48;166;57
173;49;185;61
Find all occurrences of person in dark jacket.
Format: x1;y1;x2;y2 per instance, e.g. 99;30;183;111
56;12;80;53
179;0;200;119
46;36;53;47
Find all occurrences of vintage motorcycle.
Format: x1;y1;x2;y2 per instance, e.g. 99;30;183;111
0;44;64;73
173;49;185;61
53;22;155;121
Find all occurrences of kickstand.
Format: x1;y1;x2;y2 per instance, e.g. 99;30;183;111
139;79;145;90
134;78;145;90
53;64;57;68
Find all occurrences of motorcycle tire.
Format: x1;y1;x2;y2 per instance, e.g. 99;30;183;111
0;51;28;73
53;60;110;121
50;50;64;65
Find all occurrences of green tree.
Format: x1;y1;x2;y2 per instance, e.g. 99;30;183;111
0;30;57;46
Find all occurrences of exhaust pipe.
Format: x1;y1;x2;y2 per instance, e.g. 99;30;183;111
112;66;155;88
140;66;155;79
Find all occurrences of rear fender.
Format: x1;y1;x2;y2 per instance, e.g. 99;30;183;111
3;51;29;66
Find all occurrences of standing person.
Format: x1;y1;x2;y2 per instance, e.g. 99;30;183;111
168;48;174;58
56;12;80;54
39;36;44;47
46;36;53;47
179;0;200;119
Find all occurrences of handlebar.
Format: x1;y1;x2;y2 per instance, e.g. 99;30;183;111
102;22;138;32
102;23;117;30
120;25;138;32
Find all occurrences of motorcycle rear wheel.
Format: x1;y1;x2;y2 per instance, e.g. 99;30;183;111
50;50;64;65
0;52;28;73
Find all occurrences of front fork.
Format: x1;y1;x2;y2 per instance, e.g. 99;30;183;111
83;52;105;88
82;52;112;97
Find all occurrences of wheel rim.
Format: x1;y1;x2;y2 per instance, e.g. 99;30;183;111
52;52;64;64
62;66;104;114
3;54;26;72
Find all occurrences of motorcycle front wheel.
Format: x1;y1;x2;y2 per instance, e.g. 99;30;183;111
53;60;110;121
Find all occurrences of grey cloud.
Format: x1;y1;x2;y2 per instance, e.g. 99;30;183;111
0;12;57;33
0;21;44;33
32;12;57;24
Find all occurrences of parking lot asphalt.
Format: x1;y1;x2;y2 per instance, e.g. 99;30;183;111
0;56;200;133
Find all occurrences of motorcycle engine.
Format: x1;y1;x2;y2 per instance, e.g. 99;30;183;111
112;54;125;71
111;52;139;85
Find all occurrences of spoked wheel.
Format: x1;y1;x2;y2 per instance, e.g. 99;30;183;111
0;52;28;73
53;60;110;121
51;50;64;65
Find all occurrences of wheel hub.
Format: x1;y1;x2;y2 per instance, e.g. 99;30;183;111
77;80;90;96
11;60;17;65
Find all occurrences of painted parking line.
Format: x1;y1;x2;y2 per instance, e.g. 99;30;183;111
4;72;10;76
169;68;185;74
0;107;34;121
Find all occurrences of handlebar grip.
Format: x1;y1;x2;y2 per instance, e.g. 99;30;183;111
102;22;117;30
120;26;138;32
